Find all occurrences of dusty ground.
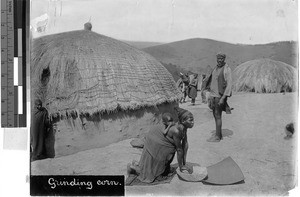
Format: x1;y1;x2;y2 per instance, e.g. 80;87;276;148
31;92;297;196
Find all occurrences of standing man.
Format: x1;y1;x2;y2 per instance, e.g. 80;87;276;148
204;53;232;142
30;99;51;161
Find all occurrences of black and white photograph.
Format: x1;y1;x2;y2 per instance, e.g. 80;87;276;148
28;0;297;196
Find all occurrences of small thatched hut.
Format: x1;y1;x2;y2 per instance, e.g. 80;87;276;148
233;58;297;93
31;23;182;156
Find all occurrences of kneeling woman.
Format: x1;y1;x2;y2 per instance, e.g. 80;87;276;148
128;107;194;183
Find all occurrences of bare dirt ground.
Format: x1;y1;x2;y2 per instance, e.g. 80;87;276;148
31;92;297;196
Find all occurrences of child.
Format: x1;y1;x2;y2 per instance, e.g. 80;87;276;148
162;112;176;135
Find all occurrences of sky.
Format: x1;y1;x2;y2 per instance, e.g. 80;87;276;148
30;0;298;44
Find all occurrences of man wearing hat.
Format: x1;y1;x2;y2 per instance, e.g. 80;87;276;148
30;99;51;161
203;53;232;142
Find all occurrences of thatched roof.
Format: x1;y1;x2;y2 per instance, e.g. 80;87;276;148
233;58;297;93
31;29;181;117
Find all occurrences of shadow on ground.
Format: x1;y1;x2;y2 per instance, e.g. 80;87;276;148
210;129;234;138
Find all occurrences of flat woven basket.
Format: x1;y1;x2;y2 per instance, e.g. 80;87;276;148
176;166;208;182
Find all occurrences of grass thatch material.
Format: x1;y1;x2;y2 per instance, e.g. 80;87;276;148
233;58;297;93
31;29;181;118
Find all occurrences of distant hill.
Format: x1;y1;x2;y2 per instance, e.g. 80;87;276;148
122;41;164;49
142;38;298;75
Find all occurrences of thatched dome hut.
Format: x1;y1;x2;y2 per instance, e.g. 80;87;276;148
233;58;297;93
31;25;181;156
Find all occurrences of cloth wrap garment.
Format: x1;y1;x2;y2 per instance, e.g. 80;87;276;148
30;107;49;160
188;77;198;100
137;124;176;183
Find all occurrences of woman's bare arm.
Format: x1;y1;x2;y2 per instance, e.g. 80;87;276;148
172;126;187;171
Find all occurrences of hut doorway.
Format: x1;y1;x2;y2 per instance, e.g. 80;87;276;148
41;67;50;85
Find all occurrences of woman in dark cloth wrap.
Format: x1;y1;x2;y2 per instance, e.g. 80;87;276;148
128;107;194;183
30;99;51;161
189;73;199;105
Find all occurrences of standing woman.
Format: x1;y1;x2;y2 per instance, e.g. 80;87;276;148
176;74;184;103
181;73;190;103
30;99;51;161
189;73;199;105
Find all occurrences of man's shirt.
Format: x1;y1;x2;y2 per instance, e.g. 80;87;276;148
210;64;232;98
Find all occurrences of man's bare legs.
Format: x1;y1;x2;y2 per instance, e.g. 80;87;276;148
207;97;223;142
213;108;223;140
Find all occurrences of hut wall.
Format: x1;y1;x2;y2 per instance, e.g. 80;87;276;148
48;102;179;157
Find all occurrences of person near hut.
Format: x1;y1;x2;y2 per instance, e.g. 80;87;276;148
188;73;199;105
30;99;52;161
127;107;194;183
204;53;232;142
176;74;184;103
161;112;176;135
181;73;190;103
200;74;209;104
